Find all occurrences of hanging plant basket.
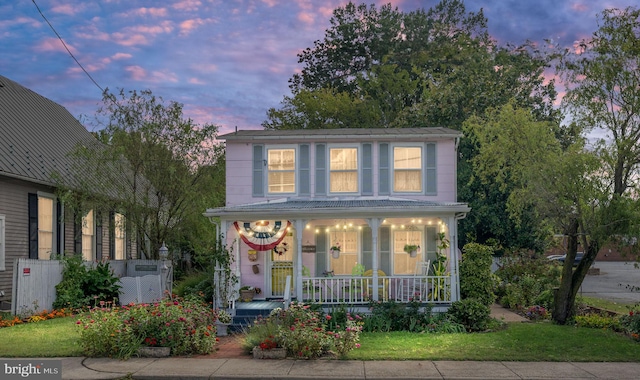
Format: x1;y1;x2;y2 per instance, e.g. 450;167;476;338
404;244;420;258
330;249;340;259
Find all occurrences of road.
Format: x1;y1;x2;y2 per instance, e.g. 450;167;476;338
579;261;640;304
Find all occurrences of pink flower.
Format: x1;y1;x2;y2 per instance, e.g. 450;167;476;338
325;315;332;320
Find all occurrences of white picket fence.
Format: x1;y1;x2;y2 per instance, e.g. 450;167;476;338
11;258;172;315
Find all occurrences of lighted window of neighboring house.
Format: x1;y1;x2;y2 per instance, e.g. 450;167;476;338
82;209;95;261
114;213;126;260
394;146;422;192
393;230;423;275
329;230;359;275
268;148;296;193
330;147;358;193
38;196;54;260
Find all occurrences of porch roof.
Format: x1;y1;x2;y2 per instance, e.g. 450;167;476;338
204;198;470;220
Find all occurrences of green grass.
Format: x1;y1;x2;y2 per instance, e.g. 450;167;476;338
579;296;638;314
348;323;640;361
0;317;83;357
1;316;639;361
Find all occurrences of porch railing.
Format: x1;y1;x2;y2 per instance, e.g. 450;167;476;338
300;275;451;305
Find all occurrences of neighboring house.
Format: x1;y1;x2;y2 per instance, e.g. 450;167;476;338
204;128;470;310
0;75;135;308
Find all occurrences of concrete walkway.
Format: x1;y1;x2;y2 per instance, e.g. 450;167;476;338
56;356;640;380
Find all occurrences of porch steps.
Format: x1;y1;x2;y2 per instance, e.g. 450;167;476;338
230;300;285;332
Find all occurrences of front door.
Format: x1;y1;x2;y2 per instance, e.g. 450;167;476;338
268;233;294;298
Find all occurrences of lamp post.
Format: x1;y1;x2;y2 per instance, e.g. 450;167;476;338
159;242;168;261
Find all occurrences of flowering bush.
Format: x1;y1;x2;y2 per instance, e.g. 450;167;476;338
77;296;217;359
0;308;73;328
258;335;279;350
216;309;232;324
524;305;548;321
330;313;363;358
620;309;640;341
276;305;333;358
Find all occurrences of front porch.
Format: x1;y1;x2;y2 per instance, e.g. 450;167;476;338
299;274;451;305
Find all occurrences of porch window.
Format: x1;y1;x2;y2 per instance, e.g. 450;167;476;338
393;230;422;275
114;213;126;260
38;195;55;260
330;148;358;193
82;209;95;261
268;148;295;193
329;230;358;275
393;146;422;192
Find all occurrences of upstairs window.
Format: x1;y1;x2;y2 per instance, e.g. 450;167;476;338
330;148;358;193
393;146;422;192
268;148;295;193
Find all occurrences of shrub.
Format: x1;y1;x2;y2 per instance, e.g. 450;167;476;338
447;298;491;332
524;305;548;321
575;313;621;330
241;302;363;359
619;308;640;341
54;255;121;310
495;250;561;310
77;296;217;359
460;243;497;306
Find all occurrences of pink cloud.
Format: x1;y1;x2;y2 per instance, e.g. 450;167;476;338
51;4;82;16
34;37;78;55
179;18;209;36
10;17;43;28
111;52;132;60
172;0;202;12
112;32;149;46
125;65;147;81
188;77;206;84
260;0;278;7
127;22;174;35
297;12;314;25
125;66;179;83
571;3;589;12
192;63;218;73
130;7;168;17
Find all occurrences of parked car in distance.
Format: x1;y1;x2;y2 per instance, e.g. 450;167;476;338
552;253;585;266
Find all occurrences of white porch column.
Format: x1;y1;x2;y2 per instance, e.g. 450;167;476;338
366;218;382;301
447;216;460;302
293;219;307;302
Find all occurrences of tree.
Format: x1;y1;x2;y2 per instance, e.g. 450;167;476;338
465;101;637;324
264;0;558;252
69;89;223;259
559;6;640;196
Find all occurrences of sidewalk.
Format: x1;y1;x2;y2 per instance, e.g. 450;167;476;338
59;357;640;380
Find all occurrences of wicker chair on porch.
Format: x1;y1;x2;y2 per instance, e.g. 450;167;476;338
363;269;388;301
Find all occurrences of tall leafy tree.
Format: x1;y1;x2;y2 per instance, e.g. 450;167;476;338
264;0;557;252
466;101;637;324
70;89;223;259
559;6;640;196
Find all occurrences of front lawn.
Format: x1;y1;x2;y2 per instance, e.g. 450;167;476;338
349;323;640;361
1;316;639;361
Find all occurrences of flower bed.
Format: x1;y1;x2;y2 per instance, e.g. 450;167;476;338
76;295;217;359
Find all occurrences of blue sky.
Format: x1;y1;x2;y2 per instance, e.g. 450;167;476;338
1;0;634;135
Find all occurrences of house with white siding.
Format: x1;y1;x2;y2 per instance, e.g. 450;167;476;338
204;128;470;310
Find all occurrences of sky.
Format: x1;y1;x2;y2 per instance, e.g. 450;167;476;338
1;0;635;136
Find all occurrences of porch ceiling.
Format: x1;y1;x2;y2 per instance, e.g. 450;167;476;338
204;198;470;221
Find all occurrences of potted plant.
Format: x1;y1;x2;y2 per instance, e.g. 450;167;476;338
239;286;255;302
404;244;420;257
329;242;341;259
215;309;232;336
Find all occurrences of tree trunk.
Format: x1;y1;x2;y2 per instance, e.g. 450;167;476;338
552;219;600;324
